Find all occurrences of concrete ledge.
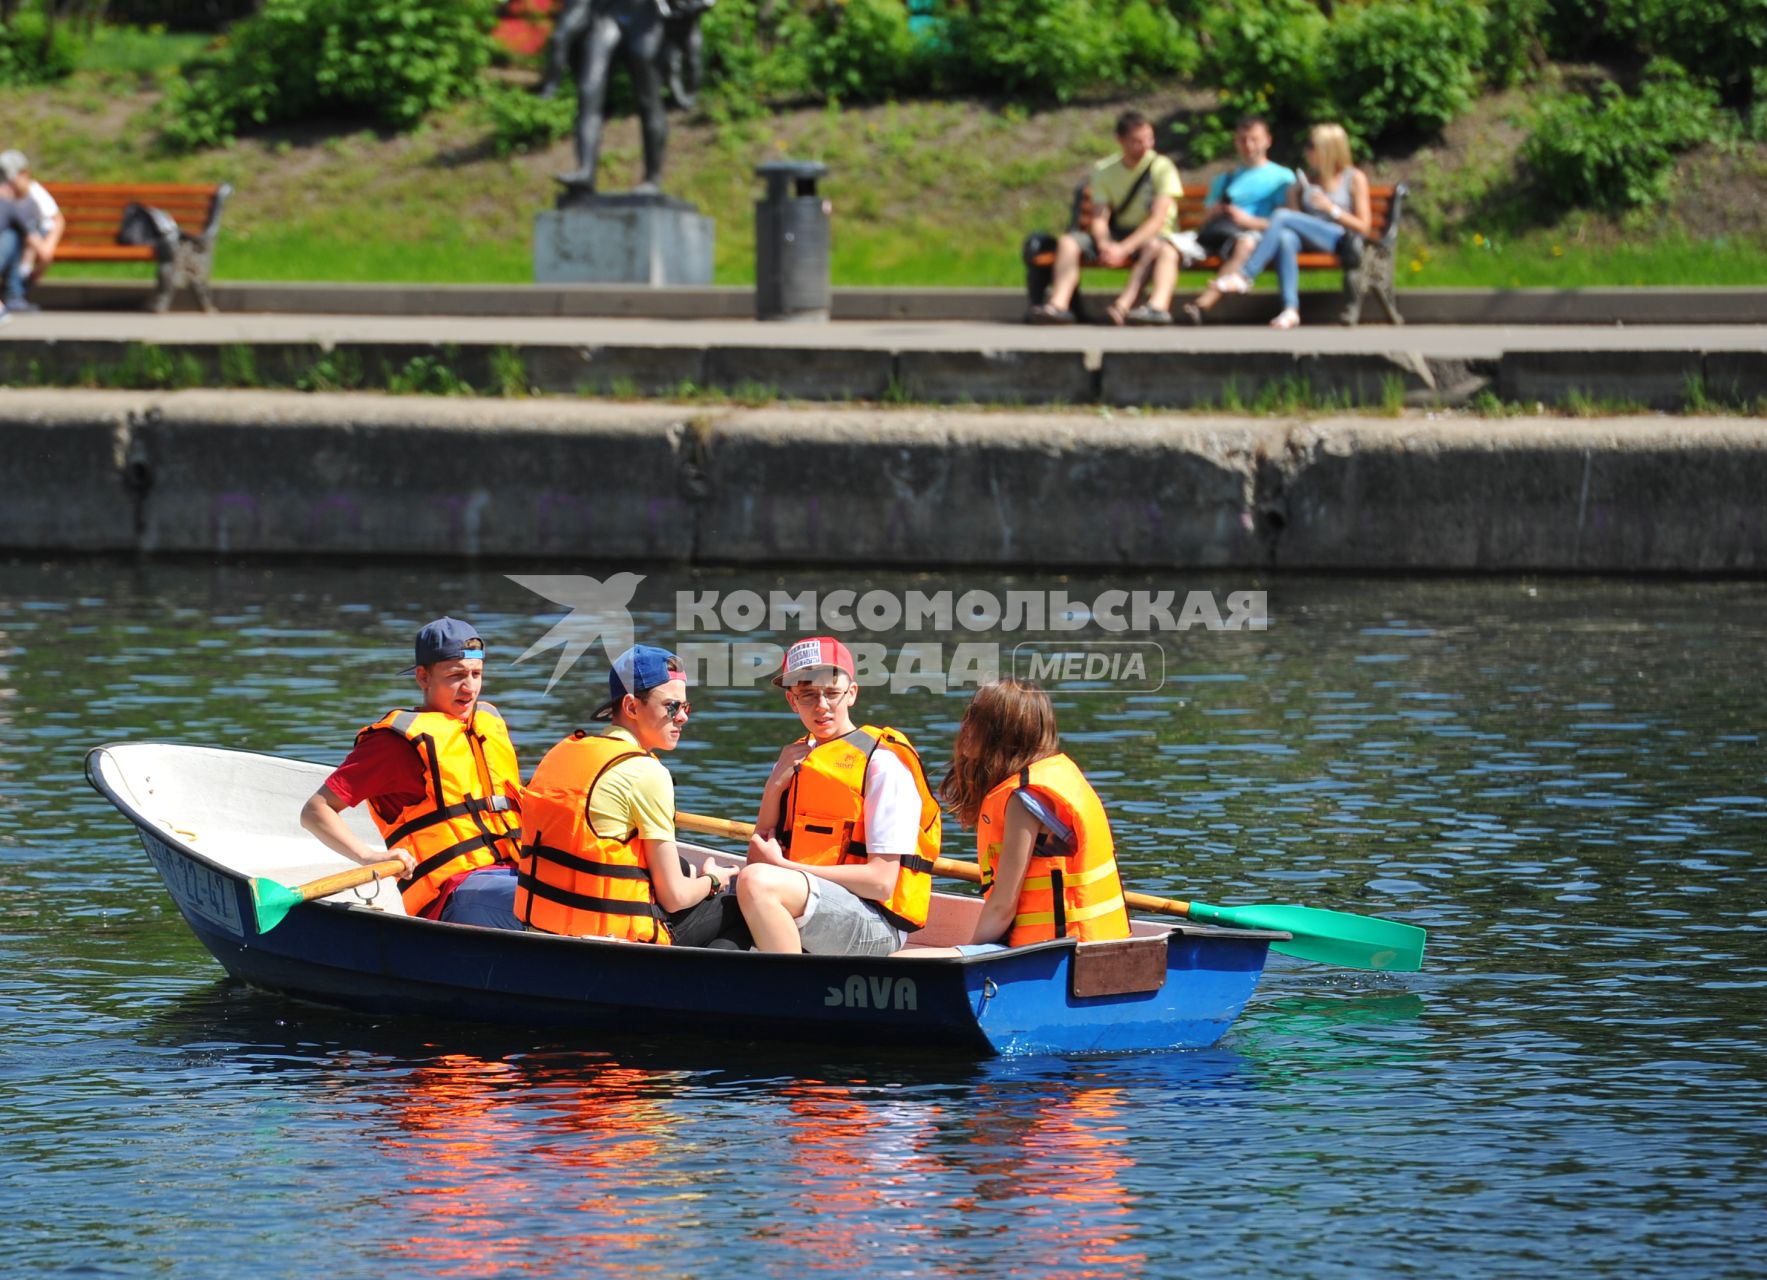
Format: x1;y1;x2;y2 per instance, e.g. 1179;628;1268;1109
8;388;1766;572
33;278;1767;326
1274;419;1767;572
896;350;1096;404
1499;350;1705;409
0;403;138;551
114;394;702;559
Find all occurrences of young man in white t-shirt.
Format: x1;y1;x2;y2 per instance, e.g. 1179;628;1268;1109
0;150;62;311
737;636;935;956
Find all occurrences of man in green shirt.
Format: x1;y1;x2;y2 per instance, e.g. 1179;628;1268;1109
1031;110;1183;326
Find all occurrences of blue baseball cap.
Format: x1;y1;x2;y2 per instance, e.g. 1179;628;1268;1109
592;644;682;720
401;616;487;673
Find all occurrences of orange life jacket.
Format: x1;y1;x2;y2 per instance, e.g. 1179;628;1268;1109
779;724;940;931
514;731;672;944
976;753;1130;946
359;703;523;918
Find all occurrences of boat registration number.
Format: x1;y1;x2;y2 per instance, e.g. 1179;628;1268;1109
144;835;243;936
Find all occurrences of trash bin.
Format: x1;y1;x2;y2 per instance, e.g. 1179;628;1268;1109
755;160;830;322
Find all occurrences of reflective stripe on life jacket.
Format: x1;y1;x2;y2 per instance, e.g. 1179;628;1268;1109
976;753;1129;946
360;702;523;918
779;724;940;931
514;731;672;944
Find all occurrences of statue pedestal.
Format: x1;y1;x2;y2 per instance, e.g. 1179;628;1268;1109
533;193;714;286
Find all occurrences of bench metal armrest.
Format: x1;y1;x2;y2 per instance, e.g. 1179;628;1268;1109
1379;182;1408;249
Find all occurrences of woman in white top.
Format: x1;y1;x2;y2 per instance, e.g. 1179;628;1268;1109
1207;123;1374;330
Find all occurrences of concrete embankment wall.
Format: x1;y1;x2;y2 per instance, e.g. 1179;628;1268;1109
5;388;1764;572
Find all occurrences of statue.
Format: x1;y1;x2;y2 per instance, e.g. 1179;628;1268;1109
540;0;716;200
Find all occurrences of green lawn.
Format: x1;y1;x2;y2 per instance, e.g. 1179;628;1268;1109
14;27;1767;291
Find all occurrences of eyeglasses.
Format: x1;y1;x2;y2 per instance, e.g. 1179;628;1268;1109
789;685;850;708
655;699;691;718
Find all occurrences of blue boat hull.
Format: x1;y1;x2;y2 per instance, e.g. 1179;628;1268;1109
98;744;1275;1057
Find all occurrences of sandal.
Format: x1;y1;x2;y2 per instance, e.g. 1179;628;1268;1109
1269;308;1301;330
1181;302;1204;326
1026;303;1076;326
1126;305;1173;326
1106;301;1130;327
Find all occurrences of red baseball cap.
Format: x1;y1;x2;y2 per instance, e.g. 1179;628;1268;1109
772;636;856;687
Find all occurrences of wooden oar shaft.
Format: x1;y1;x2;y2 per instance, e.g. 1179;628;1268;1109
677;811;758;842
677;812;1199;916
294;859;406;902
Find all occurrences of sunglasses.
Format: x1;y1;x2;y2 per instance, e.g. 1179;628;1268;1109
655;699;691;718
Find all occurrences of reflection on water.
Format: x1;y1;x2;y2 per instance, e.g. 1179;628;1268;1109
4;559;1766;1277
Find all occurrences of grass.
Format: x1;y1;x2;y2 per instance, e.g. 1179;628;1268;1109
4;29;1767;290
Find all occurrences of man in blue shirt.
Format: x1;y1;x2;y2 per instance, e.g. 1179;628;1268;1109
1185;116;1297;323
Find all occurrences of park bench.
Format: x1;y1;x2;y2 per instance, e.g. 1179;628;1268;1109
1026;179;1407;325
49;182;233;312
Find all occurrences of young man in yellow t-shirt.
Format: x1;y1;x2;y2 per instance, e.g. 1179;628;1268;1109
519;645;746;946
1032;109;1183;326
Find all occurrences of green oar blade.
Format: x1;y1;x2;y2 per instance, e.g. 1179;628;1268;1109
250;878;305;934
1184;900;1426;972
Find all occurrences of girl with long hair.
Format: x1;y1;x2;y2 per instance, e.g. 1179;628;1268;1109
917;678;1130;953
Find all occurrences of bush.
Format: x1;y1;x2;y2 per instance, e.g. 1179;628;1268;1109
701;0;814;108
798;0;922;102
1117;0;1201;82
1613;0;1767;110
1480;0;1548;89
481;82;574;157
942;0;1125;101
162;0;496;151
1520;61;1721;212
1199;0;1329;141
1322;0;1485;145
0;12;82;86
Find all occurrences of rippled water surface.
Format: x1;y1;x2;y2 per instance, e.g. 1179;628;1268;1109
3;560;1764;1278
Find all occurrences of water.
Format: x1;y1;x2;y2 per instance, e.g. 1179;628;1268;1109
3;560;1764;1278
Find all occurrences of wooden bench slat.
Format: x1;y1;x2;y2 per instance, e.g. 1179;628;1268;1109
55;245;156;261
50;183;223;196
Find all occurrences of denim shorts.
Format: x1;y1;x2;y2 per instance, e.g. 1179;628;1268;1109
796;873;905;957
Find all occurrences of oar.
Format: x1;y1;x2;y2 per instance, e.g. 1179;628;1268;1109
676;811;1426;973
250;859;405;934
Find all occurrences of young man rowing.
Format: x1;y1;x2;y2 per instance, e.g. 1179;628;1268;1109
299;617;523;928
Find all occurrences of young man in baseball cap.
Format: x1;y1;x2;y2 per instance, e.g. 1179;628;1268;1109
299;617;525;928
515;644;744;946
736;636;942;955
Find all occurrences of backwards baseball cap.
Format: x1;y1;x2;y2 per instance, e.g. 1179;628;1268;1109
772;636;856;687
401;616;486;673
0;151;25;182
592;644;682;720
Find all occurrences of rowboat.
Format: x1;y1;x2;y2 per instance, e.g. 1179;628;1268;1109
85;741;1284;1057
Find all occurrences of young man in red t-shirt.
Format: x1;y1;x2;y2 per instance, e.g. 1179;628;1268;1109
298;617;524;928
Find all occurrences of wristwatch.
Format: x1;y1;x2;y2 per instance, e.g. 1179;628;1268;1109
704;871;722;897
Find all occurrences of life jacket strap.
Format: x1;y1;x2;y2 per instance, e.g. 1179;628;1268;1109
514;870;667;921
385;794;514;847
401;832;501;887
522;840;650;881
